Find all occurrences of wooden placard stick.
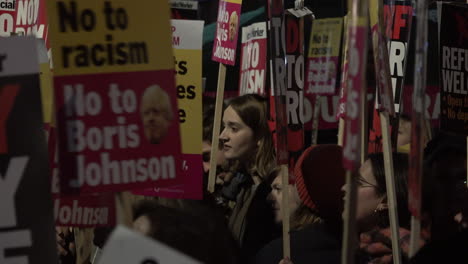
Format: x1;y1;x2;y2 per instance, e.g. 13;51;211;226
116;192;135;227
74;227;94;264
280;164;291;258
380;111;402;264
207;64;226;193
341;170;358;264
338;118;345;146
409;0;429;255
311;96;321;145
361;88;368;164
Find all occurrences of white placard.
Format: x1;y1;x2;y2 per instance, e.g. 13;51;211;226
98;226;200;264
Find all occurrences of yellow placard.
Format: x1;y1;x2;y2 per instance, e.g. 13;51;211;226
47;0;173;76
172;19;204;155
308;18;343;58
40;62;54;123
175;49;202;154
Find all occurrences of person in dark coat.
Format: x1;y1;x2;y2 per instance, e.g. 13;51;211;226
254;145;346;264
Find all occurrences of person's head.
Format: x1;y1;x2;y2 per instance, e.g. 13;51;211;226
349;152;410;232
220;94;275;179
140;85;173;144
293;145;346;230
397;114;412;147
228;11;238;41
423;133;468;239
268;168;301;224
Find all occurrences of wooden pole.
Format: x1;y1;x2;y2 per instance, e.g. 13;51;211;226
409;216;421;257
380;111;402;264
341;170;357;264
207;64;226;193
280;164;291;259
74;228;94;264
361;87;368;164
311;95;321;145
338;118;345;146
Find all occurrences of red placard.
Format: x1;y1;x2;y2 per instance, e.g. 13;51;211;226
212;0;242;65
342;22;367;171
239;22;267;96
54;71;183;194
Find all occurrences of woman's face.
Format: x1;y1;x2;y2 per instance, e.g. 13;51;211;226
220;106;257;161
269;175;301;224
342;160;385;229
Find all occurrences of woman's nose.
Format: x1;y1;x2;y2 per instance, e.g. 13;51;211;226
219;128;228;141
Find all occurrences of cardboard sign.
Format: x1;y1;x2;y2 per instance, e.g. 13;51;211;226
48;125;117;227
170;0;198;20
337;15;349;120
135;19;204;199
47;0;183;194
0;37;57;264
370;0;394;115
98;226;200;264
268;0;288;165
306;18;343;95
284;11;307;180
211;0;242;65
384;0;413;113
342;18;368;171
439;3;468;135
239;22;267;96
54;195;116;227
0;0;48;38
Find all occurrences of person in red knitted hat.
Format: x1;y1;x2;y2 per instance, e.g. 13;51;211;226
254;144;345;264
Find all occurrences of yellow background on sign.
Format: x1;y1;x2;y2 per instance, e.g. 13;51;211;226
308;18;343;58
175;49;202;154
47;0;174;76
40;62;53;123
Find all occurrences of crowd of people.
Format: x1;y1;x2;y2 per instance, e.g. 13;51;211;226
57;94;468;264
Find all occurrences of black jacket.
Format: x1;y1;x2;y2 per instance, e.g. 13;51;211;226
253;224;341;264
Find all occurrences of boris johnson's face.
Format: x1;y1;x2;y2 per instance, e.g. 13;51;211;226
229;15;238;41
141;96;170;144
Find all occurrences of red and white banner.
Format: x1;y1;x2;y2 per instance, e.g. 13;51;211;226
239;22;267;96
343;18;368;171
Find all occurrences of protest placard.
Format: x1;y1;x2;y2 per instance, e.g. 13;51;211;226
0;0;48;38
170;0;198;20
98;226;200;264
239;22;267;96
47;0;183;194
439;3;468;135
136;19;204;199
306;18;343;95
212;0;242;65
385;0;413;113
0;36;57;264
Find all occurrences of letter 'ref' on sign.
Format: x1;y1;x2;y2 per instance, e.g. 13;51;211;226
0;84;20;154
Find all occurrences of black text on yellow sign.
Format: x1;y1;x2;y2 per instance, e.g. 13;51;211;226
48;0;173;76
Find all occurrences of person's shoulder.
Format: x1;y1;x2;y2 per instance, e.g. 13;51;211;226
252;237;283;264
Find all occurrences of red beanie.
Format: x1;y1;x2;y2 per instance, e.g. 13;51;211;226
294;145;346;218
